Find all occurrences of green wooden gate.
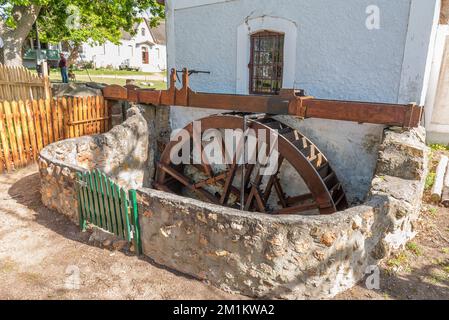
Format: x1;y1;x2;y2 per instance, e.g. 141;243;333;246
75;169;142;255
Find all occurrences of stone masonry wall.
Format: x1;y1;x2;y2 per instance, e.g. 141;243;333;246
39;107;150;224
110;101;170;184
38;117;429;298
136;126;429;299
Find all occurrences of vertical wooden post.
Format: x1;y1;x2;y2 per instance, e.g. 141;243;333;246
62;97;69;139
106;99;112;131
0;102;12;172
41;61;51;100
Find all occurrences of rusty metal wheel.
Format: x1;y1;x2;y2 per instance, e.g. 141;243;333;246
155;114;348;215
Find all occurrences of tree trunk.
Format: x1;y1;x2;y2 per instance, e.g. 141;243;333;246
1;5;41;66
67;43;81;67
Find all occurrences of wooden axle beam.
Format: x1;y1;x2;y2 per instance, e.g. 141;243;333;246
103;68;423;128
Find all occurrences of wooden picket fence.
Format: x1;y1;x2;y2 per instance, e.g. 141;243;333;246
0;63;50;101
0;96;110;173
76;169;142;255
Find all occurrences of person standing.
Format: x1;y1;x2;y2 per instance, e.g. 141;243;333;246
59;53;68;83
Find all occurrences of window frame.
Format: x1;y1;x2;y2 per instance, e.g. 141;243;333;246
248;31;285;95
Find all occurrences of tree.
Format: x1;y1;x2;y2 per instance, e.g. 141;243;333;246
0;1;48;66
0;0;164;66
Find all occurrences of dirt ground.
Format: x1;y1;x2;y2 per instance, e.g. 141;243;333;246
337;148;449;300
0;164;240;300
0;158;449;300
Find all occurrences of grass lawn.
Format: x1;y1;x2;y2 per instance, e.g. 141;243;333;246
49;68;162;76
49;72;167;90
51;76;167;90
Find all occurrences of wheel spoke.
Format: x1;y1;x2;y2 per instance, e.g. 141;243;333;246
155;114;348;215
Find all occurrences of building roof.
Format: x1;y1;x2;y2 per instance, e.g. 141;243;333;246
121;30;133;40
120;19;166;45
148;20;166;45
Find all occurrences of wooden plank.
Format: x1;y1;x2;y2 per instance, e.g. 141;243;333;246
87;96;94;134
0;102;12;172
57;98;64;139
82;172;92;223
3;65;13;100
86;96;93;135
67;97;75;138
432;156;449;202
129;189;142;255
82;97;88;135
95;169;107;230
51;98;59;141
11;101;26;167
102;85;128;101
90;171;101;226
38;99;49;147
32;100;43;152
120;188;131;241
61;97;70;139
442;166;449;208
78;97;84;136
45;99;54;143
113;184;124;238
18;101;31;162
90;97;96;134
106;176;118;235
25;100;38;161
0;65;6;100
96;96;102;133
101;172;112;233
86;172;97;225
73;97;80;138
103;97;109;131
3;101;20;168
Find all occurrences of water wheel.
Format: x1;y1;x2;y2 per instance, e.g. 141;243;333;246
155;114;348;215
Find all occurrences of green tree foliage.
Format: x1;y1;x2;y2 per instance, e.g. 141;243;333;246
38;0;164;45
0;0;165;65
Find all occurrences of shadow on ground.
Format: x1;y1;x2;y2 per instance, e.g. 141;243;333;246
6;170;449;300
6;171;211;283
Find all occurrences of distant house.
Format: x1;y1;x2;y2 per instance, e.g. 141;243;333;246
80;19;167;73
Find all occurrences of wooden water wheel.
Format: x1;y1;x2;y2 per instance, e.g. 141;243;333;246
155;114;348;215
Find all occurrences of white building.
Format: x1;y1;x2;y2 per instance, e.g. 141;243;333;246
425;7;449;144
164;0;442;202
81;19;166;73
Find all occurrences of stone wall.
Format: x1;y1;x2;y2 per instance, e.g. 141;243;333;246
38;112;429;298
110;101;171;167
136;126;429;299
39;107;150;224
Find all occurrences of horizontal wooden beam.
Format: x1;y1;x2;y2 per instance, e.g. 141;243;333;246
102;68;423;128
0;80;44;87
